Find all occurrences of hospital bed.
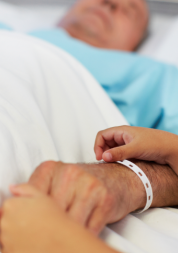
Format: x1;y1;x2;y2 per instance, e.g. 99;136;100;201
0;1;178;253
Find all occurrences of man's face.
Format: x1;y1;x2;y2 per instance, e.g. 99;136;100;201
59;0;149;51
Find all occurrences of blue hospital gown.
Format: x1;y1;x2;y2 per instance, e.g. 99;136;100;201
29;29;178;134
0;23;177;134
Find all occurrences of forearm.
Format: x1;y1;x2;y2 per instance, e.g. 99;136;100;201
134;160;178;209
81;161;178;213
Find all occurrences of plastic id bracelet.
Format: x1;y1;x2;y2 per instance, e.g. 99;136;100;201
117;160;153;213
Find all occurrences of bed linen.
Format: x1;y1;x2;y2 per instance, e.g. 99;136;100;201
150;18;178;68
0;31;178;253
0;1;68;32
0;30;127;198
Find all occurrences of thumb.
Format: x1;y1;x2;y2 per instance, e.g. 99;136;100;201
103;143;138;162
9;184;43;198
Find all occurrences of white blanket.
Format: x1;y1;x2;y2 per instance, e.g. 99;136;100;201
0;31;178;253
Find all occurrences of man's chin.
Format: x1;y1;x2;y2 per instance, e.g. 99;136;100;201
65;22;103;46
76;20;102;36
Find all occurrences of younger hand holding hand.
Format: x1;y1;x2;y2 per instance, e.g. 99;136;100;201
0;184;66;253
0;184;117;253
94;126;178;175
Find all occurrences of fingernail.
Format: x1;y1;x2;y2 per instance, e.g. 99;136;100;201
104;153;112;161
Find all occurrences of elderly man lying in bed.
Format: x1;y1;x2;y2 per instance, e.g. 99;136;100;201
29;0;178;135
1;0;177;134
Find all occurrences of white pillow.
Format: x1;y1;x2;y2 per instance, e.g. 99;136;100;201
137;14;177;57
150;17;178;68
0;1;68;32
138;14;178;68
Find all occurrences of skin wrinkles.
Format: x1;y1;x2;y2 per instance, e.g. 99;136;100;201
2;126;178;252
59;0;149;51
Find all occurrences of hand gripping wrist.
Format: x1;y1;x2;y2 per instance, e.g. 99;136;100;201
117;160;153;213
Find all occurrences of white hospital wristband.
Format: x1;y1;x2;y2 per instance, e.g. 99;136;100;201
117;160;153;213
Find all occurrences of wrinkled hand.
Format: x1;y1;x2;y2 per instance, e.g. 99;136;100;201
94;126;178;175
28;161;144;235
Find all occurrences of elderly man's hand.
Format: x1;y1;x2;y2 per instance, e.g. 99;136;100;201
29;160;178;235
28;161;145;235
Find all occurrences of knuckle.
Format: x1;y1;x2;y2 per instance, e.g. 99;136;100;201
35;161;57;180
64;164;83;180
86;178;101;192
121;125;129;129
96;130;102;137
123;125;129;128
56;165;84;194
39;161;57;172
96;130;105;141
81;178;101;199
86;181;109;202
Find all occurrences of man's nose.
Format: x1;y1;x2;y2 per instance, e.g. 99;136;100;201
102;0;119;11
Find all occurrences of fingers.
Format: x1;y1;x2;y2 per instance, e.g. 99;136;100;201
103;143;137;162
66;179;104;226
50;165;97;226
95;126;169;164
49;164;111;232
94;126;133;160
9;184;43;198
28;161;60;194
87;206;108;235
49;164;78;210
94;129;118;160
86;192;115;235
67;185;111;234
94;127;118;160
67;194;97;225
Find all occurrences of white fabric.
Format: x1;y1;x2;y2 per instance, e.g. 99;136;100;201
0;30;127;202
0;1;68;32
137;14;177;56
149;18;178;68
138;15;178;68
0;31;178;253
